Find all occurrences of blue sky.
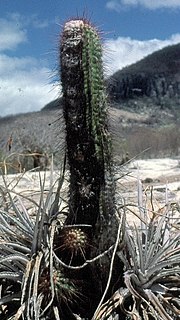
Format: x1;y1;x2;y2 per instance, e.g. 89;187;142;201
0;0;180;116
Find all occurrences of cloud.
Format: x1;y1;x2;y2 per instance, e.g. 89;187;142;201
0;15;58;117
0;13;49;53
106;0;180;11
8;12;49;29
1;13;180;117
0;17;27;52
0;55;59;116
31;17;49;29
103;33;180;75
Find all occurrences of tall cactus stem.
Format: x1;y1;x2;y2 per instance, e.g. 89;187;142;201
60;19;115;232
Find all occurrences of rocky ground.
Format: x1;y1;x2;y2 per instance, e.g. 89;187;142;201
0;158;180;226
115;158;180;226
117;157;180;201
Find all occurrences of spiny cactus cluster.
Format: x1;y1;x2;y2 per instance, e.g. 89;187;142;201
59;227;87;253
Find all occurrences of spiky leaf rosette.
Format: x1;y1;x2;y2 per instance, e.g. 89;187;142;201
0;168;79;319
108;213;180;320
0;189;34;318
60;19;116;230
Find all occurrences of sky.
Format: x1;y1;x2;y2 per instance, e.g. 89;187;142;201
0;0;180;117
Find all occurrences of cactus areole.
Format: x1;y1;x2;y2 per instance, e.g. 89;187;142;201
60;19;114;227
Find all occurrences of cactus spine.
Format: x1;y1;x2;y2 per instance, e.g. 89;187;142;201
60;19;115;229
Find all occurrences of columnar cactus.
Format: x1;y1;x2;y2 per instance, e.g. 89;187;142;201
60;19;115;229
59;21;122;314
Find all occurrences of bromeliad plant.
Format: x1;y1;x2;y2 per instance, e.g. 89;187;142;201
0;170;81;319
118;215;180;319
94;193;180;320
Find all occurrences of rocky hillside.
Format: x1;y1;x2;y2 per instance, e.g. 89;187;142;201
42;43;180;119
107;43;180;112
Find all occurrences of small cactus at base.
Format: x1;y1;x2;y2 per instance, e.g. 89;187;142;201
57;226;88;261
38;267;79;304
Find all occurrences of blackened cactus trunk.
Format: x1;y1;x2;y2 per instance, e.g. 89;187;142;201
60;19;116;237
58;19;123;318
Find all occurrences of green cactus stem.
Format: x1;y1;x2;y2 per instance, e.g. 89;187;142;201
60;19;115;228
